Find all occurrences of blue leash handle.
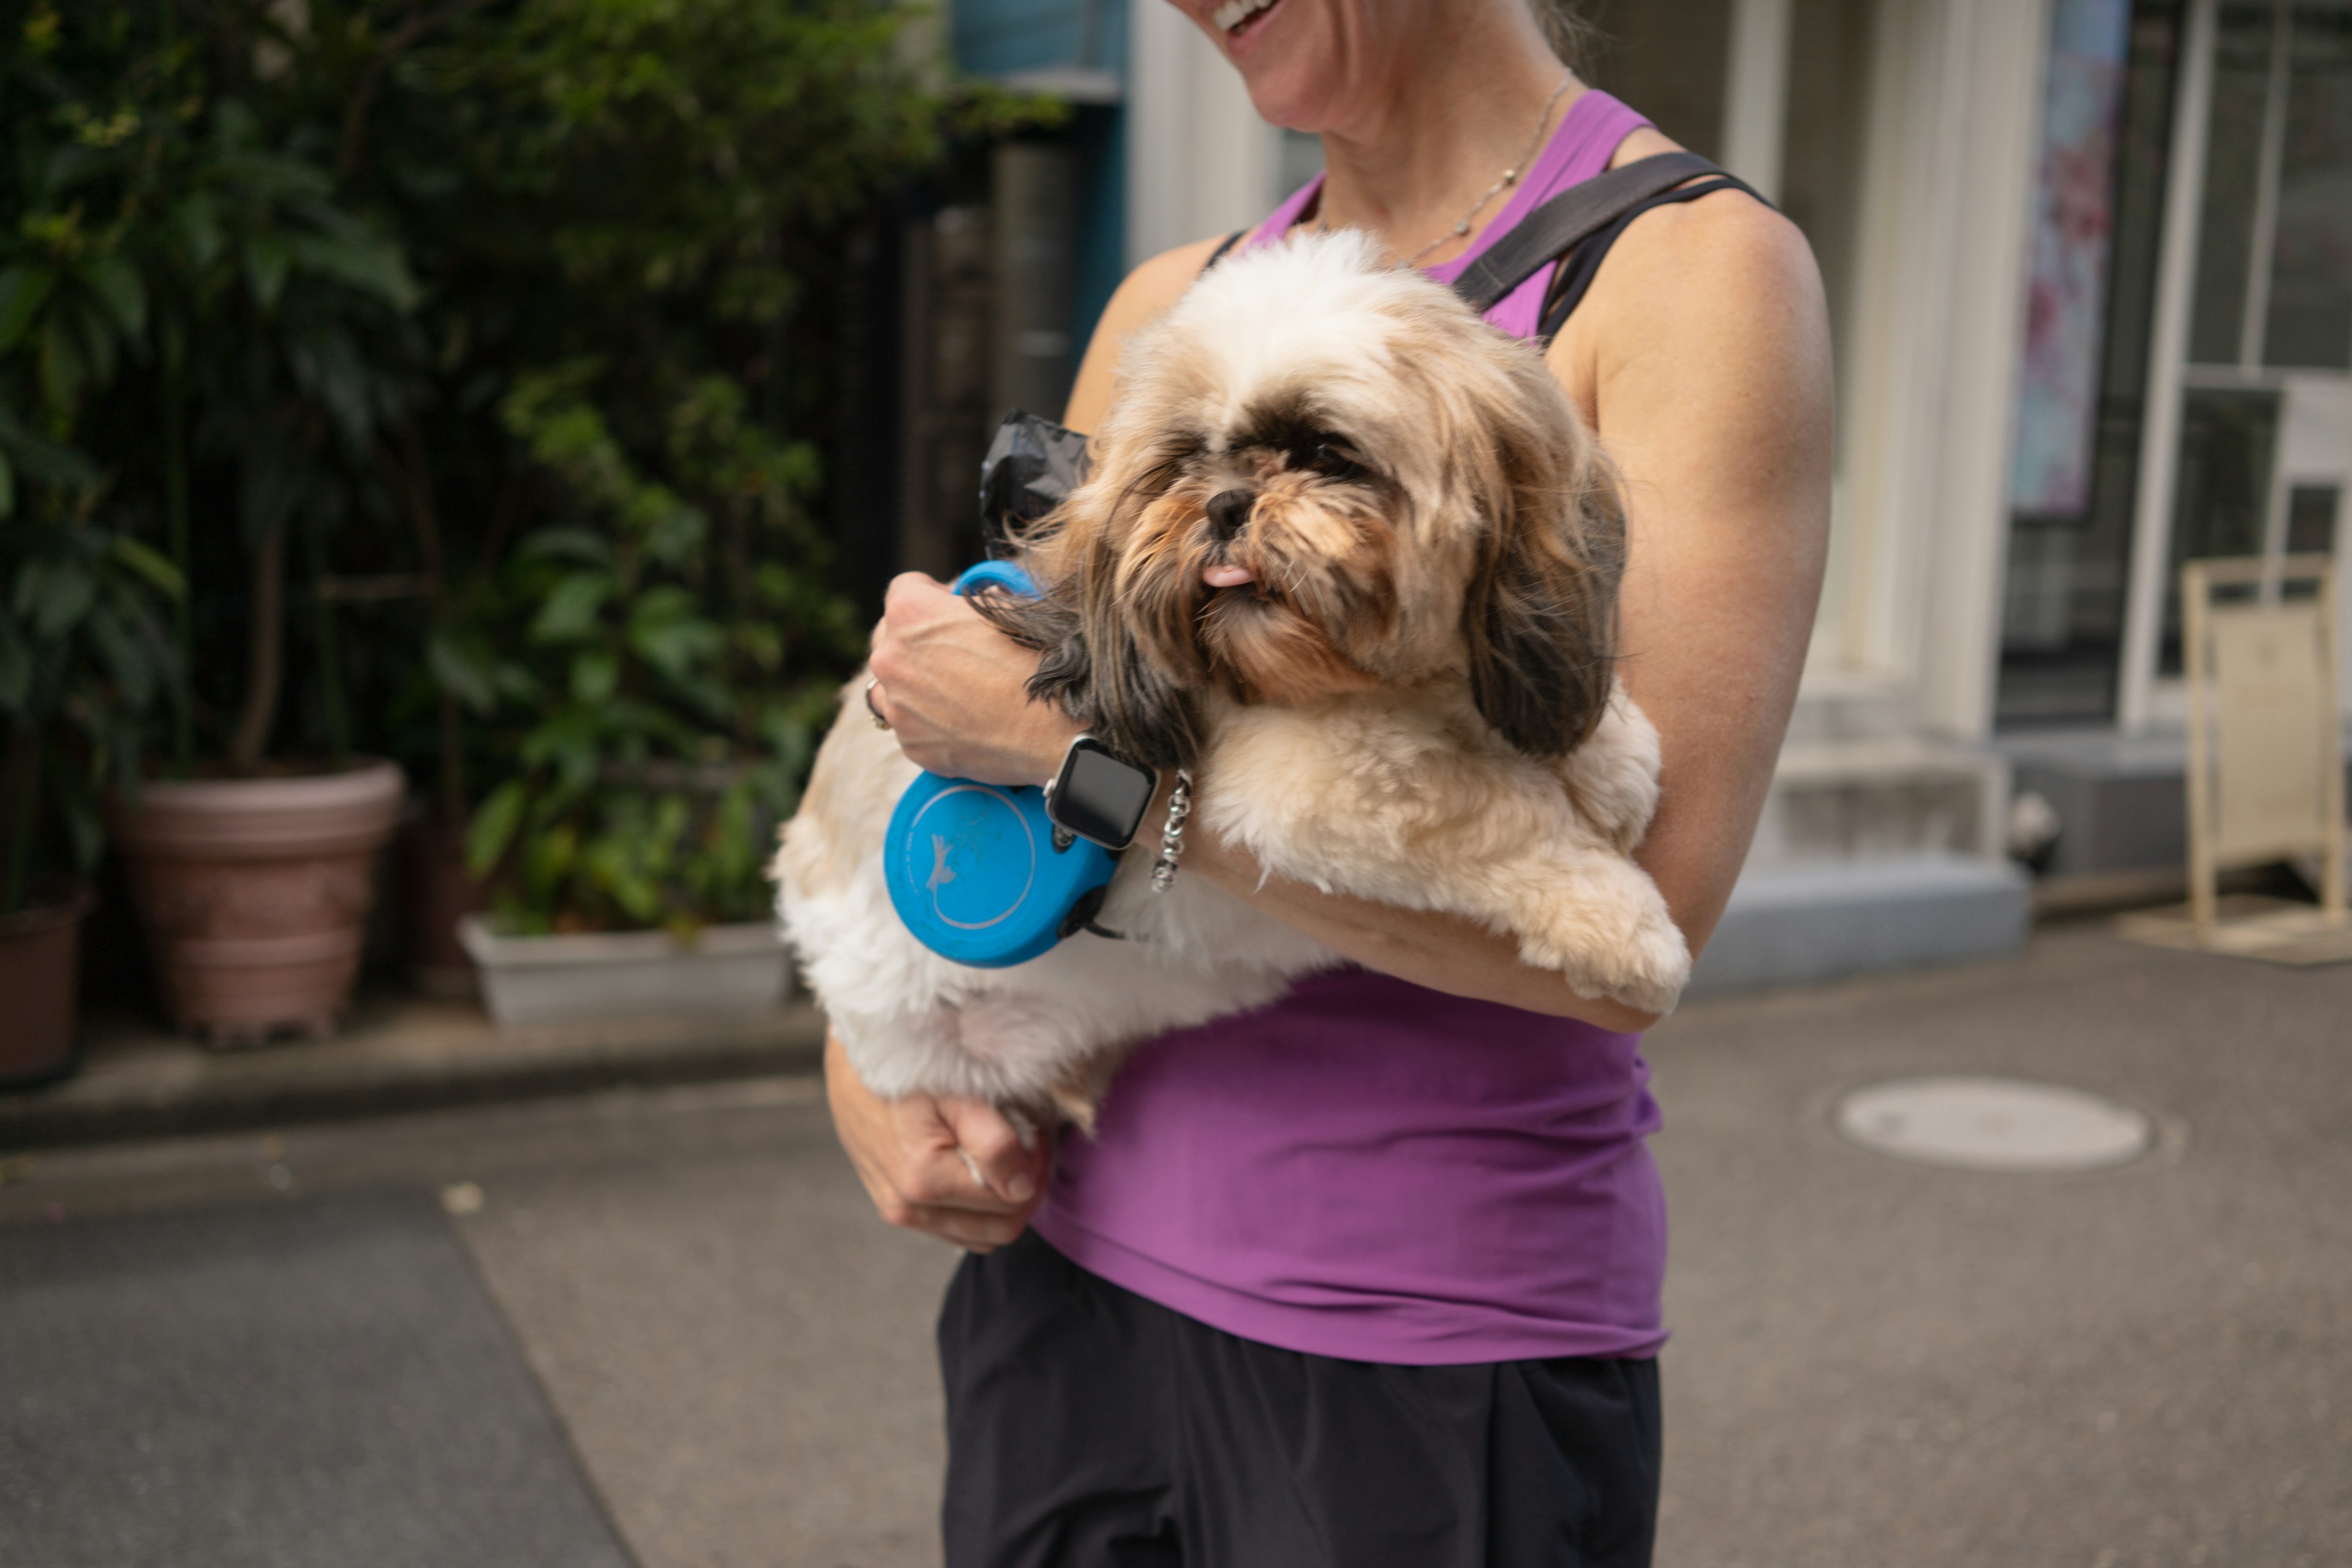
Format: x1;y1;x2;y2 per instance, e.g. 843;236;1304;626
879;564;1117;968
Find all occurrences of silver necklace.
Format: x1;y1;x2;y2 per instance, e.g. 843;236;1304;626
1320;75;1577;268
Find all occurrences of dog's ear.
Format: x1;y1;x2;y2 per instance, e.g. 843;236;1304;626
1061;562;1200;771
1460;360;1624;758
969;496;1202;772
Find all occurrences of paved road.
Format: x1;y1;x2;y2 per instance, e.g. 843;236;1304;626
4;924;2345;1566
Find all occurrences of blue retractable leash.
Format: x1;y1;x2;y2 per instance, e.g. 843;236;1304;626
882;561;1120;968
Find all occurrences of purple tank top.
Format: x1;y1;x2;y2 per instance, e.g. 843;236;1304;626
1030;89;1667;1366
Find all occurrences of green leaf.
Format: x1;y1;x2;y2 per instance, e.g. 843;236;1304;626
173;192;225;271
491;662;541;703
86;605;153;707
107;537;184;598
0;424;100;489
466;780;529;877
0;265;56;351
31;562;96;638
244;231;293;309
527;822;579;899
0;449;13;519
521;709;603;790
39;314;85;412
427;628;497;714
733;620;782;671
529;570;612;643
288;233;420;311
570;650;617;704
518;527;612;565
77;254;146;341
630;611;723;680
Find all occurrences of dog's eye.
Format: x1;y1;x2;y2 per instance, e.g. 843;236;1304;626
1307;442;1363;481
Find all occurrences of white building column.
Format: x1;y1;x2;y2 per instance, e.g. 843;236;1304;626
1828;0;2050;742
1125;1;1284;268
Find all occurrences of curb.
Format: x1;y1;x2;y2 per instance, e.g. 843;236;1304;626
0;995;827;1152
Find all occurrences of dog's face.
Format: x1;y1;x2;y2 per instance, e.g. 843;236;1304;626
988;230;1624;771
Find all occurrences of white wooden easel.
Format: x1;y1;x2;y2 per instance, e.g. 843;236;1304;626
2119;555;2352;965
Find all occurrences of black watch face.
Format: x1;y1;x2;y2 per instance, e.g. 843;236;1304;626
1054;739;1156;851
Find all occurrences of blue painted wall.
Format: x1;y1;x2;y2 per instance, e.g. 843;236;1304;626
953;0;1126;75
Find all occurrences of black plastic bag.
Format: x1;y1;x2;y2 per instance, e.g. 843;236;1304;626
978;410;1092;558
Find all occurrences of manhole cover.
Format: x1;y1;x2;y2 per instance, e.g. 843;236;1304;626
1833;1076;2154;1172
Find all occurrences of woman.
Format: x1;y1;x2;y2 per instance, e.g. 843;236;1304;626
839;1;1830;1561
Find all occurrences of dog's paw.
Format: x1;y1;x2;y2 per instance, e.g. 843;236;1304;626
1600;903;1691;1014
1513;867;1692;1017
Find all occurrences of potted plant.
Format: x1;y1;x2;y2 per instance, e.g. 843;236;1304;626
373;0;959;1023
4;8;419;1043
454;366;851;1025
0;424;179;1087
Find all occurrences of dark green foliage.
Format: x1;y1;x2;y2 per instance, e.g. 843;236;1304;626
0;467;182;912
453;362;856;933
0;0;1007;929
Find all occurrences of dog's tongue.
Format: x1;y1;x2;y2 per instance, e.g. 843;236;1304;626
1203;562;1257;589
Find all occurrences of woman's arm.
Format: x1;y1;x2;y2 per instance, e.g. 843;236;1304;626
1553;189;1833;963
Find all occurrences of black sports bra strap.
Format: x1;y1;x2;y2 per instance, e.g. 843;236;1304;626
1199;228;1247;274
1451;151;1725;314
1531;174;1757;349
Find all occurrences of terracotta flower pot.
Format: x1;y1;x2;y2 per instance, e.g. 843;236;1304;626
0;888;96;1090
108;760;406;1046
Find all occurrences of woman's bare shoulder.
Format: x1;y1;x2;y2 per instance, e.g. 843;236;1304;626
1544;175;1826;444
1123;233;1240;317
1558;179;1821;371
1063;233;1237;429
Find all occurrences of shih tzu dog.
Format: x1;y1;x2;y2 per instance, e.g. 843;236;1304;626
775;230;1689;1126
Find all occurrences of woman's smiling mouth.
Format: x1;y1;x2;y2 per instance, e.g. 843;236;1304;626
1210;0;1280;38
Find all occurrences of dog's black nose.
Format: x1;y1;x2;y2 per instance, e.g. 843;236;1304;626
1206;488;1254;540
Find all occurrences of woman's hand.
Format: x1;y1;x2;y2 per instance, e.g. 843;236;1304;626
825;1035;1050;1253
866;573;1082;786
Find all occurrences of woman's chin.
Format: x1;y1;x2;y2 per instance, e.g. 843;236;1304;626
1216;0;1338;125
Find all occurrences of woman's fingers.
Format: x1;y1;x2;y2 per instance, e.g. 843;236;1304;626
825;1034;1046;1251
937;1096;1049;1204
881;1096;1031;1210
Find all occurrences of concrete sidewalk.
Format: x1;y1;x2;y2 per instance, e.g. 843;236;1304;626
2;922;2344;1566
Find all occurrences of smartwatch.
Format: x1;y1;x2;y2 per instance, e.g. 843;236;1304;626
1042;736;1158;852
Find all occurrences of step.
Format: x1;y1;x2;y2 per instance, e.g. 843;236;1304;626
1751;739;2011;867
1688;853;2032;999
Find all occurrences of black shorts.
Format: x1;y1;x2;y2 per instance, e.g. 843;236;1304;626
939;1232;1661;1568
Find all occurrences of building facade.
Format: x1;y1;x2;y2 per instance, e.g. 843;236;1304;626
928;0;2352;987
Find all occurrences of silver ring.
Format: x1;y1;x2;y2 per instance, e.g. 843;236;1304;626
864;677;890;731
